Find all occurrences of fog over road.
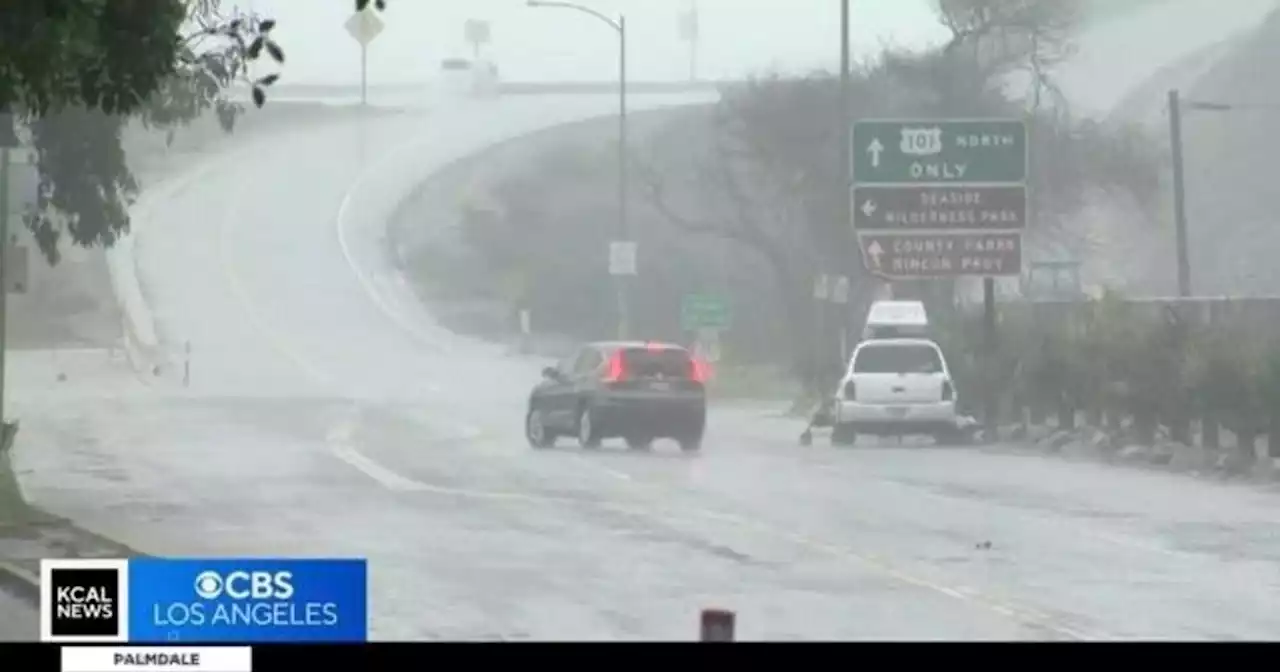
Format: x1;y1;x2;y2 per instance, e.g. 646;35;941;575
10;0;1280;640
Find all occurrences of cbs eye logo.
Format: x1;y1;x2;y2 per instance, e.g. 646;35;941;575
192;570;294;600
193;571;223;599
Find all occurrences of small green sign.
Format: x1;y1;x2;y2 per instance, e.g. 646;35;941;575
852;119;1028;184
681;294;731;330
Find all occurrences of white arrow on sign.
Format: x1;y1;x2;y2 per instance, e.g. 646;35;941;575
866;240;884;269
866;138;884;168
860;199;877;218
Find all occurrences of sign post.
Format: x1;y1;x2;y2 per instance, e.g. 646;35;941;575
464;19;491;59
344;7;385;106
609;241;637;339
852;118;1029;442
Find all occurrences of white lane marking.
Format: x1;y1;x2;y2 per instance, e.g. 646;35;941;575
334;119;450;353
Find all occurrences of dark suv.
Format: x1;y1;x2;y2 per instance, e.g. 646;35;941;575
525;341;708;452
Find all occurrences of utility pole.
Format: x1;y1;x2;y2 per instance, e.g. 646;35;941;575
1168;89;1191;297
0;111;14;435
0;143;9;429
835;0;851;373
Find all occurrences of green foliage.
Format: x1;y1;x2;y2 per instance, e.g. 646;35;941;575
938;293;1280;439
1;0;289;263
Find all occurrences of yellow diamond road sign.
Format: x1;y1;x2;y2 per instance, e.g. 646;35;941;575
345;9;385;47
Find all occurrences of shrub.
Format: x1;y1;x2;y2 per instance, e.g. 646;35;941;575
937;291;1279;450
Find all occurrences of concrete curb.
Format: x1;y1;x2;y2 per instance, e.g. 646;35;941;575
0;559;39;603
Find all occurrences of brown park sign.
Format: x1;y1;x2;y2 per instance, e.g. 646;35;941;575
858;232;1022;278
852;185;1026;231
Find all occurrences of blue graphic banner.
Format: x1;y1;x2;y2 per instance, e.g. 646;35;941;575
127;558;367;643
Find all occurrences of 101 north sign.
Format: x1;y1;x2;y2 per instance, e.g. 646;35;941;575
851;118;1029;279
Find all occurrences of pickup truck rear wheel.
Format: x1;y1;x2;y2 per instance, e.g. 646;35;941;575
831;423;857;446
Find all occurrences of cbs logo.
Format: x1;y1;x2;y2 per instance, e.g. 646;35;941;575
193;570;294;600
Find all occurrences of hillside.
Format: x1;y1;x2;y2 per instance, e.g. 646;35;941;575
1176;5;1280;296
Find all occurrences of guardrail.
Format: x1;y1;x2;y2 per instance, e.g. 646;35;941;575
230;80;736;100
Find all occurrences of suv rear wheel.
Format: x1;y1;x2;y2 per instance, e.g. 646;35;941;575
577;405;603;449
831;423;857;446
677;434;703;452
625;436;653;450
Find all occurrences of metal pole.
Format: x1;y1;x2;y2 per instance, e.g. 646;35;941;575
834;0;851;374
617;15;630;340
360;45;368;107
982;277;997;442
689;1;699;82
1168;89;1191;297
0;146;9;424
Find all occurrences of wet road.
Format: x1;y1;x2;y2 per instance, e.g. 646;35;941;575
0;587;37;641
11;0;1280;639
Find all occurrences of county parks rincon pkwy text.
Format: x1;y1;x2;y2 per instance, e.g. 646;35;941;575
876;234;1020;274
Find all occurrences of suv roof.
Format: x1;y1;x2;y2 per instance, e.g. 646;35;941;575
856;337;940;348
590;340;687;352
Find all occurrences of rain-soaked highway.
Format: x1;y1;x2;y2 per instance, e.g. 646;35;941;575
9;0;1280;640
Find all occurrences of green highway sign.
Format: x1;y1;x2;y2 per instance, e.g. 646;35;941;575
681;293;731;330
852;119;1028;184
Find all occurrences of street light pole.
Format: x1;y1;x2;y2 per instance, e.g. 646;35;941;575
1168;89;1191;297
617;15;630;339
527;0;630;339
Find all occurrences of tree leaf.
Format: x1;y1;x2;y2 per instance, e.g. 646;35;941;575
257;73;281;87
266;41;285;64
355;0;370;10
252;86;266;108
259;19;276;33
248;36;264;59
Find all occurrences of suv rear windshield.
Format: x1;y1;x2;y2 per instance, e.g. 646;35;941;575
853;343;942;374
621;348;692;378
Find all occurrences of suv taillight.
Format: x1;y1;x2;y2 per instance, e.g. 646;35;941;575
842;380;856;400
690;358;710;383
603;352;626;383
941;380;953;401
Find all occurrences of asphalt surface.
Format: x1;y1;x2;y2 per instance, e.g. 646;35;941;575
0;586;37;641
9;2;1280;640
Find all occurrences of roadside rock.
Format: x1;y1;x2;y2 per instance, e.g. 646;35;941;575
1118;444;1151;463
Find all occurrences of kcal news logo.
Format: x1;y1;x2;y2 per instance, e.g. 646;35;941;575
40;557;367;643
40;559;130;642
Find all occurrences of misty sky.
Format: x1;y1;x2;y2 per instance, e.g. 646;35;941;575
242;1;952;84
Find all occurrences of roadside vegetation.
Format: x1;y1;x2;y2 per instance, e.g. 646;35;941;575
938;291;1280;468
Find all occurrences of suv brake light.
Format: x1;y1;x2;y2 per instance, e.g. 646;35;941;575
690;357;710;383
941;379;953;401
603;351;626;383
842;380;856;400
